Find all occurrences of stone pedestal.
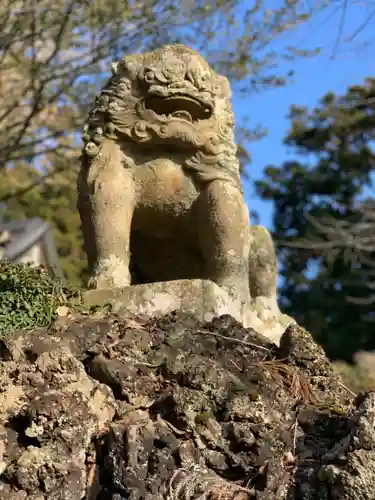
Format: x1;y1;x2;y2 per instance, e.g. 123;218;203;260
83;279;294;345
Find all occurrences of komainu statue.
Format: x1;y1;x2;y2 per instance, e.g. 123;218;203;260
77;44;286;327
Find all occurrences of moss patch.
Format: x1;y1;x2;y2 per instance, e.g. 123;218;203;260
0;261;80;337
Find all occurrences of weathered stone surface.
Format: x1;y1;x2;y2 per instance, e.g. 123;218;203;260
0;339;116;499
77;43;288;330
0;310;374;498
83;279;294;345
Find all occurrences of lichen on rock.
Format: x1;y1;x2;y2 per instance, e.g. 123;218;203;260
0;308;374;499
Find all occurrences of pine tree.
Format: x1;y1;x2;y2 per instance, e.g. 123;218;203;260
256;78;375;360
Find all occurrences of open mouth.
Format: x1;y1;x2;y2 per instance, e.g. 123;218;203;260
144;94;212;122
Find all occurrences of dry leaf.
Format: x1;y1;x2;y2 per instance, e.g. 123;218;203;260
56;305;70;317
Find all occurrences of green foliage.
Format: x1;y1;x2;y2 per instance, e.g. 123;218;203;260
0;158;87;286
256;77;375;361
0;261;70;337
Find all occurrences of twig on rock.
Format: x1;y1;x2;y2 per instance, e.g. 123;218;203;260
197;330;271;353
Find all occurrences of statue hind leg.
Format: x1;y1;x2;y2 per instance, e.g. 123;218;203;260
248;225;296;342
248;225;278;300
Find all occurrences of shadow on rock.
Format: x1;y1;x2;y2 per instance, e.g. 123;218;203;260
0;311;374;499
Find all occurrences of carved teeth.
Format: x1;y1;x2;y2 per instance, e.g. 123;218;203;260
171;110;193;122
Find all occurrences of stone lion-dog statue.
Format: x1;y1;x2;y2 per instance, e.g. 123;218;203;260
77;44;287;325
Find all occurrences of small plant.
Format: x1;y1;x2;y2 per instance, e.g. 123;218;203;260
0;261;74;337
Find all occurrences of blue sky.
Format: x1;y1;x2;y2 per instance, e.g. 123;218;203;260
235;2;374;229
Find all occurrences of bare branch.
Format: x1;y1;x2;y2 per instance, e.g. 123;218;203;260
0;0;324;169
279;200;375;308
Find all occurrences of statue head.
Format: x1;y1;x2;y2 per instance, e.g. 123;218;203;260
82;45;236;158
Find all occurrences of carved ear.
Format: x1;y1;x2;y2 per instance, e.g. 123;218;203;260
217;75;231;99
119;56;142;80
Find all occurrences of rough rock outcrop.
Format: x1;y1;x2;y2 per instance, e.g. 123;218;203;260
0;310;374;499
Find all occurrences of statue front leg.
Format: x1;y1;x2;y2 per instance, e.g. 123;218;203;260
195;180;251;306
78;141;137;289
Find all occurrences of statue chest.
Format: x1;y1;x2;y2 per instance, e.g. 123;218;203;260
133;158;200;209
131;159;200;237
